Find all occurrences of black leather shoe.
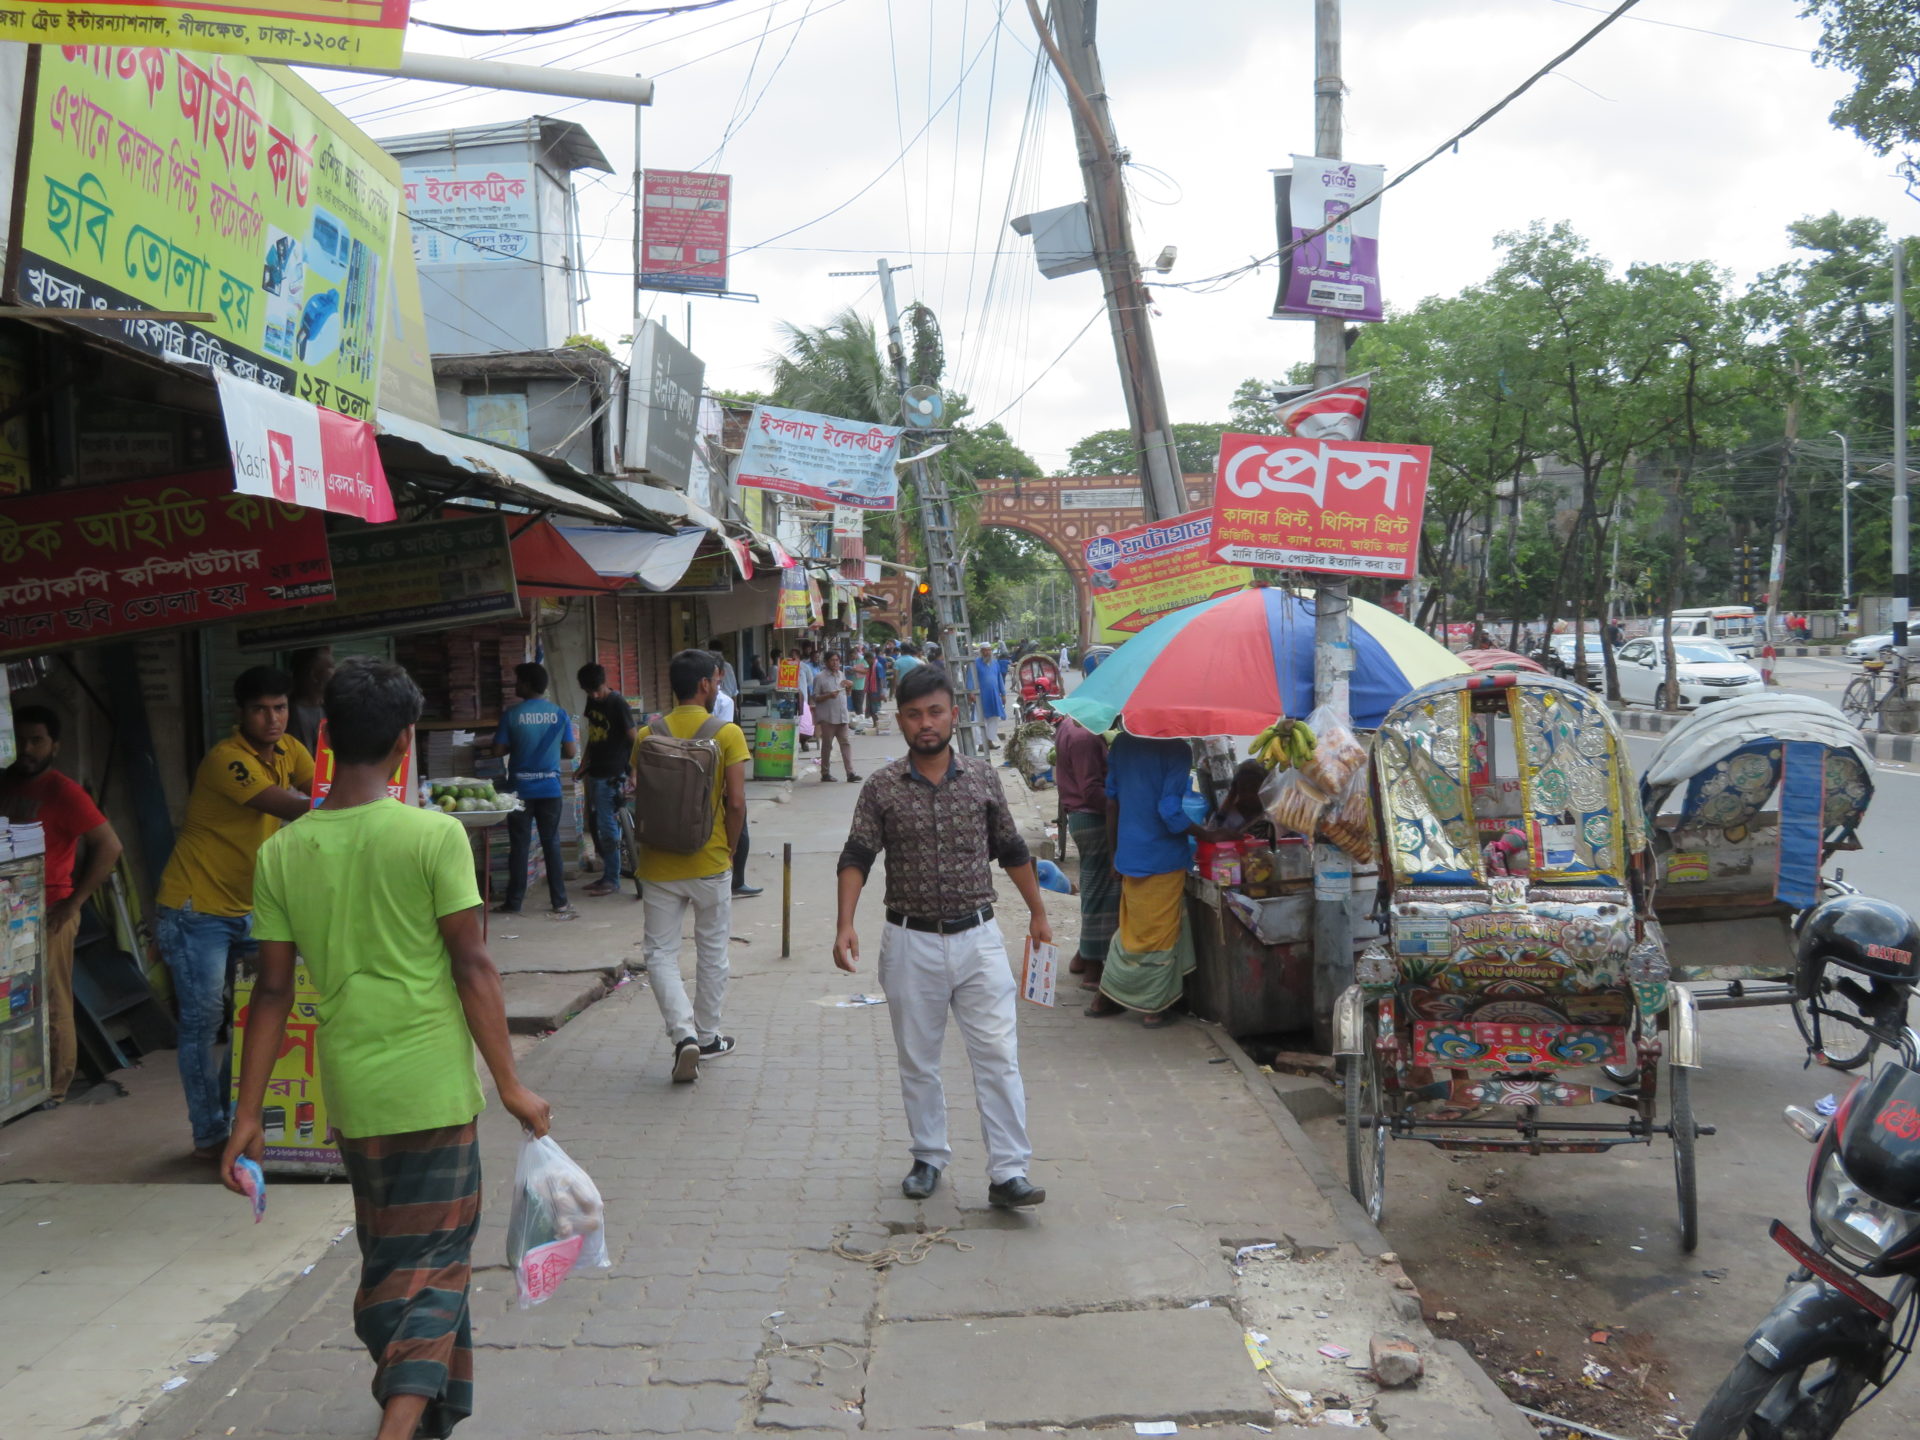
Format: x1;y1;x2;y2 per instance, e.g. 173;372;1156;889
901;1161;942;1200
732;884;764;898
987;1176;1046;1209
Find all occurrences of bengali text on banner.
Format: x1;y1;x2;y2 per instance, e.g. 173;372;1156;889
13;44;403;420
736;404;903;511
215;369;393;522
0;468;335;657
0;2;411;71
1083;513;1250;643
1207;433;1430;580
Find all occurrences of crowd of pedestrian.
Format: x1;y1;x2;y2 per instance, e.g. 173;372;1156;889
4;626;1049;1439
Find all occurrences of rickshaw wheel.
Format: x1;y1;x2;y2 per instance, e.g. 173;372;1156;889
1344;1021;1388;1223
1670;1064;1700;1253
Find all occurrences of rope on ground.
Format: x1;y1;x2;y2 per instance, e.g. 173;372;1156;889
831;1226;974;1269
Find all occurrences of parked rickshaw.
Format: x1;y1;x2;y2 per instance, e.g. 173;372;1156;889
1015;653;1065;706
1335;671;1708;1248
1639;694;1878;1065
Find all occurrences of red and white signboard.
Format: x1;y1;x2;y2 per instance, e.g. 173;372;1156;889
216;372;396;524
1208;433;1430;580
641;170;731;295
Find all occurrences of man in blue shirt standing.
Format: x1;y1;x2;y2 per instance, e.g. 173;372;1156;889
485;663;578;919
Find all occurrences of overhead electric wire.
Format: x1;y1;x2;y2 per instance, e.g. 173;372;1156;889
977;305;1107;428
411;0;739;38
1547;0;1814;54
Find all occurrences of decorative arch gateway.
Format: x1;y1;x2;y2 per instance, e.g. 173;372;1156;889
974;474;1214;651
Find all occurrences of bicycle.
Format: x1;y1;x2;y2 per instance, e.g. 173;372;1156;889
1840;648;1920;729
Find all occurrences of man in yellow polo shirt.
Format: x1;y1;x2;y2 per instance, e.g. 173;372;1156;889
156;665;313;1159
632;649;749;1084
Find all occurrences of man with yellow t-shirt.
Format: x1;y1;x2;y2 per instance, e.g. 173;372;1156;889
156;665;314;1159
631;649;749;1084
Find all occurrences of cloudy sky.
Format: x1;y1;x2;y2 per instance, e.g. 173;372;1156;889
311;1;1915;471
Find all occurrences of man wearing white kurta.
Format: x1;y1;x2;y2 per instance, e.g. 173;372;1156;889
833;665;1052;1209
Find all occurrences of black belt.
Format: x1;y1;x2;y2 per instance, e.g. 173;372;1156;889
886;905;993;935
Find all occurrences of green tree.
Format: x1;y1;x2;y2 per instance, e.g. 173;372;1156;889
1227;377;1287;434
1803;1;1920;189
1064;422;1229;477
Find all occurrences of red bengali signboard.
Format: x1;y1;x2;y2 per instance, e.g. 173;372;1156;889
0;469;334;656
640;169;731;295
1207;433;1431;580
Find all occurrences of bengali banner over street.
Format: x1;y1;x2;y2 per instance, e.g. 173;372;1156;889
12;44;403;419
0;2;412;70
737;404;903;511
1208;433;1430;580
0;468;335;657
1083;514;1250;643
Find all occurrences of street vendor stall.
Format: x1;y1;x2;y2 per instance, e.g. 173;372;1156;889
1053;587;1466;1037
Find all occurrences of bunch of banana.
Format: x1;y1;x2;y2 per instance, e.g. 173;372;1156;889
1250;717;1317;771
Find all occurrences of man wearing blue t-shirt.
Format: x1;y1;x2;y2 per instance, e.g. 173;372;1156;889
485;663;578;918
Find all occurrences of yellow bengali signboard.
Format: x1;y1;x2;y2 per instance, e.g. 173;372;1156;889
1085;513;1250;644
230;961;343;1175
1;2;411;69
11;44;402;420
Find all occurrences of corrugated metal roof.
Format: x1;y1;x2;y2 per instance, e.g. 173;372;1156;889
375;409;624;522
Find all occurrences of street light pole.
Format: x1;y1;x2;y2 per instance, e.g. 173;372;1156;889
1832;430;1852;617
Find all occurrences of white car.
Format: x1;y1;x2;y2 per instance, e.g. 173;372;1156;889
1847;632;1895;661
1614;639;1765;708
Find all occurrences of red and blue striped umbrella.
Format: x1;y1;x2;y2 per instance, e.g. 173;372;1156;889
1054;586;1468;738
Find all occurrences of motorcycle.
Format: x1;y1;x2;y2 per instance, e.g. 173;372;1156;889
1692;892;1920;1439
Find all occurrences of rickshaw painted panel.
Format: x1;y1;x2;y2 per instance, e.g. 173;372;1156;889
1388;897;1634;992
1511;686;1637;882
1414;1019;1629;1067
1377;690;1482;885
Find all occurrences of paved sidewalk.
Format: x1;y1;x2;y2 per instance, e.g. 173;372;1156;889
133;726;1531;1440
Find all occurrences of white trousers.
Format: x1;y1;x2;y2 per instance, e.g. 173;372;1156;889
982;715;1003;746
643;873;732;1046
878;919;1032;1182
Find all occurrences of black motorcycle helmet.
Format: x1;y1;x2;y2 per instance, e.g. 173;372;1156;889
1796;895;1920;986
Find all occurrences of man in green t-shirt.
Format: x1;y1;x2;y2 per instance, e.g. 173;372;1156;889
224;658;550;1440
630;649;750;1084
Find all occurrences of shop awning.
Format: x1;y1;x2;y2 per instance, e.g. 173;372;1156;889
505;515;636;597
552;525;707;592
376;409;625;522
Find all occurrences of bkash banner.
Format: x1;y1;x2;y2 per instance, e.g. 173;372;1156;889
216;371;395;523
1273;157;1385;324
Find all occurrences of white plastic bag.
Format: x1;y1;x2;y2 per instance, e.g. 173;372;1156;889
1300;704;1366;798
506;1135;609;1308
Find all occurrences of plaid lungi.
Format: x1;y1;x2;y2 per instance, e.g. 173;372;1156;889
1067;812;1121;962
340;1120;482;1438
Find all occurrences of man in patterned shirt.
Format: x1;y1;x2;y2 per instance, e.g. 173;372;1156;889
833;665;1051;1209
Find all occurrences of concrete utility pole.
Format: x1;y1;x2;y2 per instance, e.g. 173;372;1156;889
1895;243;1911;656
1310;0;1352;1052
1030;0;1186;522
1762;377;1799;682
1832;430;1852;615
837;259;982;757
